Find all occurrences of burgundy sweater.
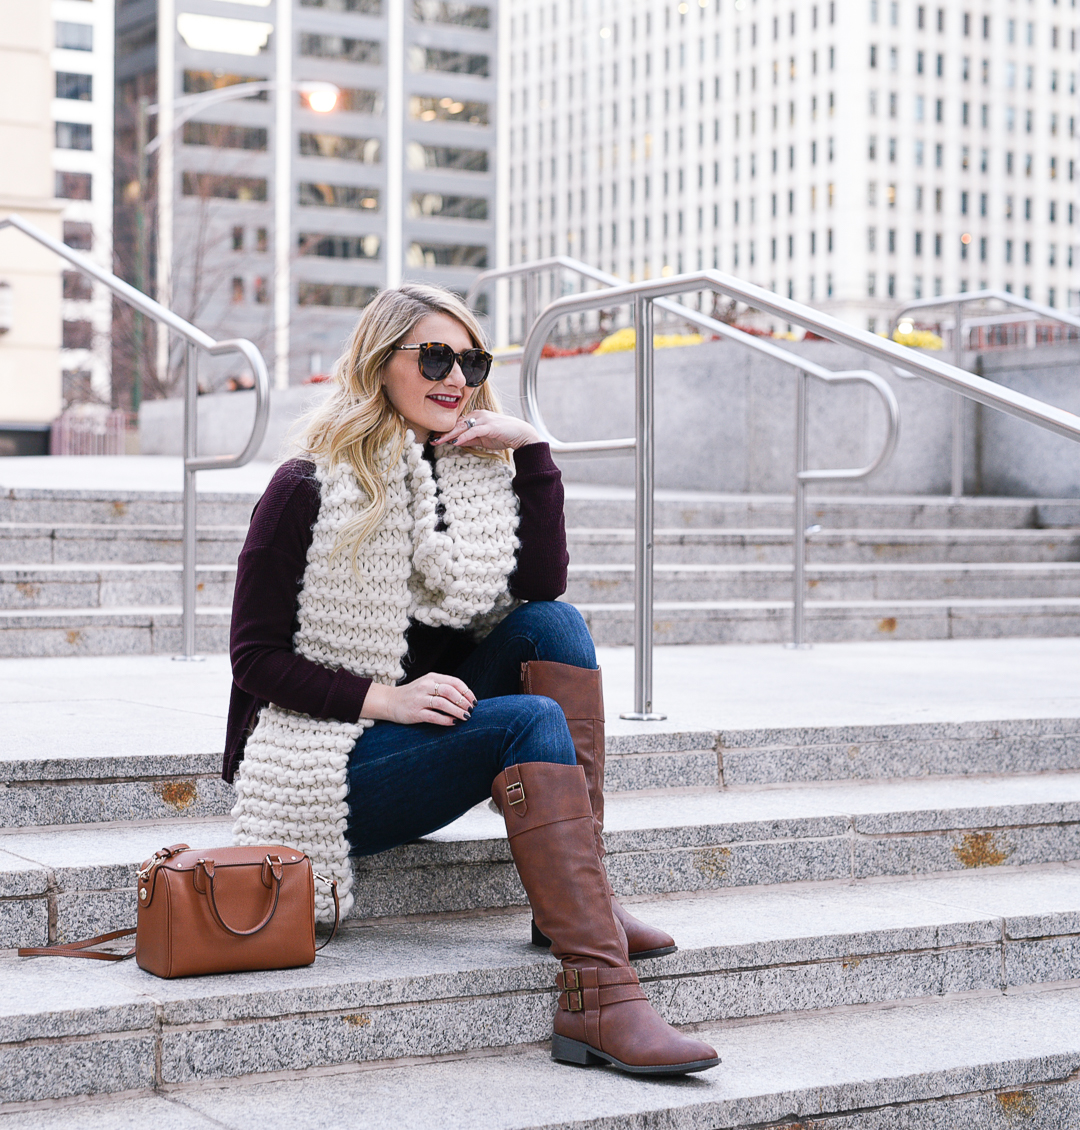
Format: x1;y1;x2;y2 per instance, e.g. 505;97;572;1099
223;442;568;782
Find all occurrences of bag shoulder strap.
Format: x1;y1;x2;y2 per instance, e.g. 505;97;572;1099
19;879;341;961
18;927;136;962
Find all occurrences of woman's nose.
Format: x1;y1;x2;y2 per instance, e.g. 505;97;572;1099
443;364;466;390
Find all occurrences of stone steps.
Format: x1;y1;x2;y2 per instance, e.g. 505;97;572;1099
0;606;231;658
5;523;1079;568
6;596;1080;655
5;717;1077;831
578;596;1080;644
3;866;1080;1107
567;561;1080;603
4;768;1079;946
0;523;247;566
12;985;1080;1129
7;560;1080;613
569;525;1080;565
4;487;1079;531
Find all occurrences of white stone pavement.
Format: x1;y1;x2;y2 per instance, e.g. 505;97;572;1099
4;637;1079;763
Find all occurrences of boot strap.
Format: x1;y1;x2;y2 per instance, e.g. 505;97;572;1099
557;966;647;1015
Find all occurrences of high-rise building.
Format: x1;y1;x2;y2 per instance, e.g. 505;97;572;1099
0;0;63;450
501;0;1079;340
53;0;114;407
114;0;497;397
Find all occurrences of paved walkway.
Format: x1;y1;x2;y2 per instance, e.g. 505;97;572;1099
6;637;1079;764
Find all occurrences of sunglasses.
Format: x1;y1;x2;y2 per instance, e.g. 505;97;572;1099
394;342;493;387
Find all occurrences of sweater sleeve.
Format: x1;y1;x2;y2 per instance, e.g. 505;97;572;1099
229;460;372;722
507;441;569;601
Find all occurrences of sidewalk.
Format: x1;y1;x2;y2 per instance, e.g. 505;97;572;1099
5;637;1079;766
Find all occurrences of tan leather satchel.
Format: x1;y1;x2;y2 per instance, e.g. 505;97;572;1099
19;842;340;978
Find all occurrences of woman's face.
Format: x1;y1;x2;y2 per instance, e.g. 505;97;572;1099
381;312;477;442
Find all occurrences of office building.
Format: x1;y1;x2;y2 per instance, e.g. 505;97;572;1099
53;0;115;407
0;0;63;450
115;0;497;392
501;0;1079;339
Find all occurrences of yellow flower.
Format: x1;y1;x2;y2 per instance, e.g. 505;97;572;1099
593;327;706;354
891;329;943;350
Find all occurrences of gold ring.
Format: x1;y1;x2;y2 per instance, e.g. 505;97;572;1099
433;683;442;697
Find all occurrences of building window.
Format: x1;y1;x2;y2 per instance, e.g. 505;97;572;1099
915;231;923;255
62;320;93;349
410;1;490;27
867;272;876;297
297;282;379;307
409;96;489;125
231;278;245;304
55;171;91;200
299;233;381;259
62;221;92;250
254;277;269;303
231;226;244;251
56;72;92;101
300;0;382;11
62;271;92;301
55;122;92;151
183;70;268;100
406;242;488;268
406;143;488;172
182;122;268;150
182;173;268;201
934;233;942;256
298;182;379;209
300;34;381;64
299;133;380;162
55;21;92;51
409;192;489;220
411;46;491;76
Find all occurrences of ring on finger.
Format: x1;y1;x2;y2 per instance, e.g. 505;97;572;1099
433;683;442;698
465;418;476;430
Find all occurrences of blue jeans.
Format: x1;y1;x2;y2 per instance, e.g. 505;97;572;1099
345;602;596;856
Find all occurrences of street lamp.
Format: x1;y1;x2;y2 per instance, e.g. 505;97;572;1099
138;79;339;393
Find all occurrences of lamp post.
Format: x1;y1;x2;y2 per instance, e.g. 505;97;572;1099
144;78;339;392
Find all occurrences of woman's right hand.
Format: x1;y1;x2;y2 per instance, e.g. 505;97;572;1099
360;674;476;726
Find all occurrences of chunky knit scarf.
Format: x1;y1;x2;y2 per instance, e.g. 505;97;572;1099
230;436;521;921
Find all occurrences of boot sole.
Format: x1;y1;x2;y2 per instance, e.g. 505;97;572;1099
551;1032;720;1075
531;920;677;962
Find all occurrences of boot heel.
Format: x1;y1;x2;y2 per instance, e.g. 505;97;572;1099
551;1033;604;1066
531;919;552;948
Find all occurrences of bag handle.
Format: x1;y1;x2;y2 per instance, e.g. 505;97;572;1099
197;855;283;937
18;928;136;962
197;858;341;946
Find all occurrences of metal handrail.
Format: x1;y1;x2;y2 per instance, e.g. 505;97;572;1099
0;214;271;658
473;258;898;702
519;269;1080;719
891;289;1080;495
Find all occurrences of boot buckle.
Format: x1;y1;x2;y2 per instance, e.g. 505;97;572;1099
563;989;584;1012
505;781;526;809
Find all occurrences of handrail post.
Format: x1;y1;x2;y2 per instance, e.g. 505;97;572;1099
620;296;666;721
178;341;202;661
952;299;965;497
790;371;810;649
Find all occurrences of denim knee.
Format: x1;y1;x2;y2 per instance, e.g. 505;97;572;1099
513;601;597;670
500;695;577;770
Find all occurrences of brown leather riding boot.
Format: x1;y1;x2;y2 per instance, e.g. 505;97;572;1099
521;660;676;961
491;761;719;1075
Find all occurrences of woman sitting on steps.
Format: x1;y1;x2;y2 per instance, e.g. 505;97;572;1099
222;283;719;1076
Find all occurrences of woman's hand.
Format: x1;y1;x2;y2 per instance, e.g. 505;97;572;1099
360;675;476;726
431;409;540;452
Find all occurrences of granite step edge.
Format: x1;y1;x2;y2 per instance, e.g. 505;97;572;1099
4;868;1080;1044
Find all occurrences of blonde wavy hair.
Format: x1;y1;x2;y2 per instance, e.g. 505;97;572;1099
299;283;506;554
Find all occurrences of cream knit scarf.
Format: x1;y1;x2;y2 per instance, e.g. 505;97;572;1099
230;436;521;921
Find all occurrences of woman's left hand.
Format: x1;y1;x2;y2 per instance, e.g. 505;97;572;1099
431;410;540;451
